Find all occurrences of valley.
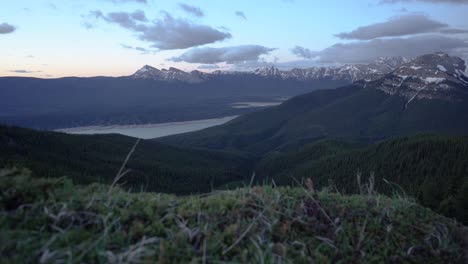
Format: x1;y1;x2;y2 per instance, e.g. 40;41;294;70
1;51;468;262
0;56;410;130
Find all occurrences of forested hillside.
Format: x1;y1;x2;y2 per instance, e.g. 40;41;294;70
2;125;467;223
0;125;253;194
256;135;468;223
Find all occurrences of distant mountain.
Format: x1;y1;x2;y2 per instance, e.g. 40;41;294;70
251;56;412;82
159;53;468;154
132;65;206;83
130;56;412;83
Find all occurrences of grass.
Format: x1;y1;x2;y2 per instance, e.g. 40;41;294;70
1;167;467;263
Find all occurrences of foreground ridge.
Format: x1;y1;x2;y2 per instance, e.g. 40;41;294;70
1;168;466;263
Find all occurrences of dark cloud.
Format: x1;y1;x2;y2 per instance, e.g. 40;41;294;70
335;14;447;40
235;11;247;19
178;3;204;17
294;35;468;63
9;70;42;74
380;0;468;4
291;46;316;59
0;23;16;34
92;10;231;50
170;45;275;64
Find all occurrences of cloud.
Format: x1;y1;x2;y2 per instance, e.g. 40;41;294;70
178;3;204;17
170;45;275;64
295;35;468;63
380;0;468;4
105;0;147;4
120;44;151;53
335;14;448;40
198;64;220;70
235;11;247;19
9;70;42;73
91;10;147;29
291;46;316;59
92;10;231;49
439;28;468;34
0;23;16;34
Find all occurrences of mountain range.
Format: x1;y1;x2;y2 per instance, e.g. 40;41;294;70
159;52;468;154
131;56;412;83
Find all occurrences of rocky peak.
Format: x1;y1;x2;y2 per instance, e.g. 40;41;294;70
254;66;281;77
135;65;159;74
360;53;468;104
373;56;413;69
397;52;466;76
165;67;184;73
131;65;204;83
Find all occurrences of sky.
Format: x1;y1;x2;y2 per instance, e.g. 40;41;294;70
1;0;468;78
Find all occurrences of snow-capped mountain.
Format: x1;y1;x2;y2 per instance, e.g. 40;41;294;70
359;52;468;104
252;57;412;82
131;57;412;83
131;65;206;83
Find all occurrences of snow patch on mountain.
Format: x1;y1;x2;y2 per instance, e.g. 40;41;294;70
437;65;447;72
423;77;445;84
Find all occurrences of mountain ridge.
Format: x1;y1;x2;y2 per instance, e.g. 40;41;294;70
359;52;468;104
131;56;413;83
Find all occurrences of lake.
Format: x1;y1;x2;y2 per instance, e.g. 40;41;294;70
56;116;237;139
231;101;283;108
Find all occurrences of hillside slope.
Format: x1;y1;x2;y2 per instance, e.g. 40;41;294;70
256;135;468;224
160;85;468;154
1;168;466;263
0;125;253;194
